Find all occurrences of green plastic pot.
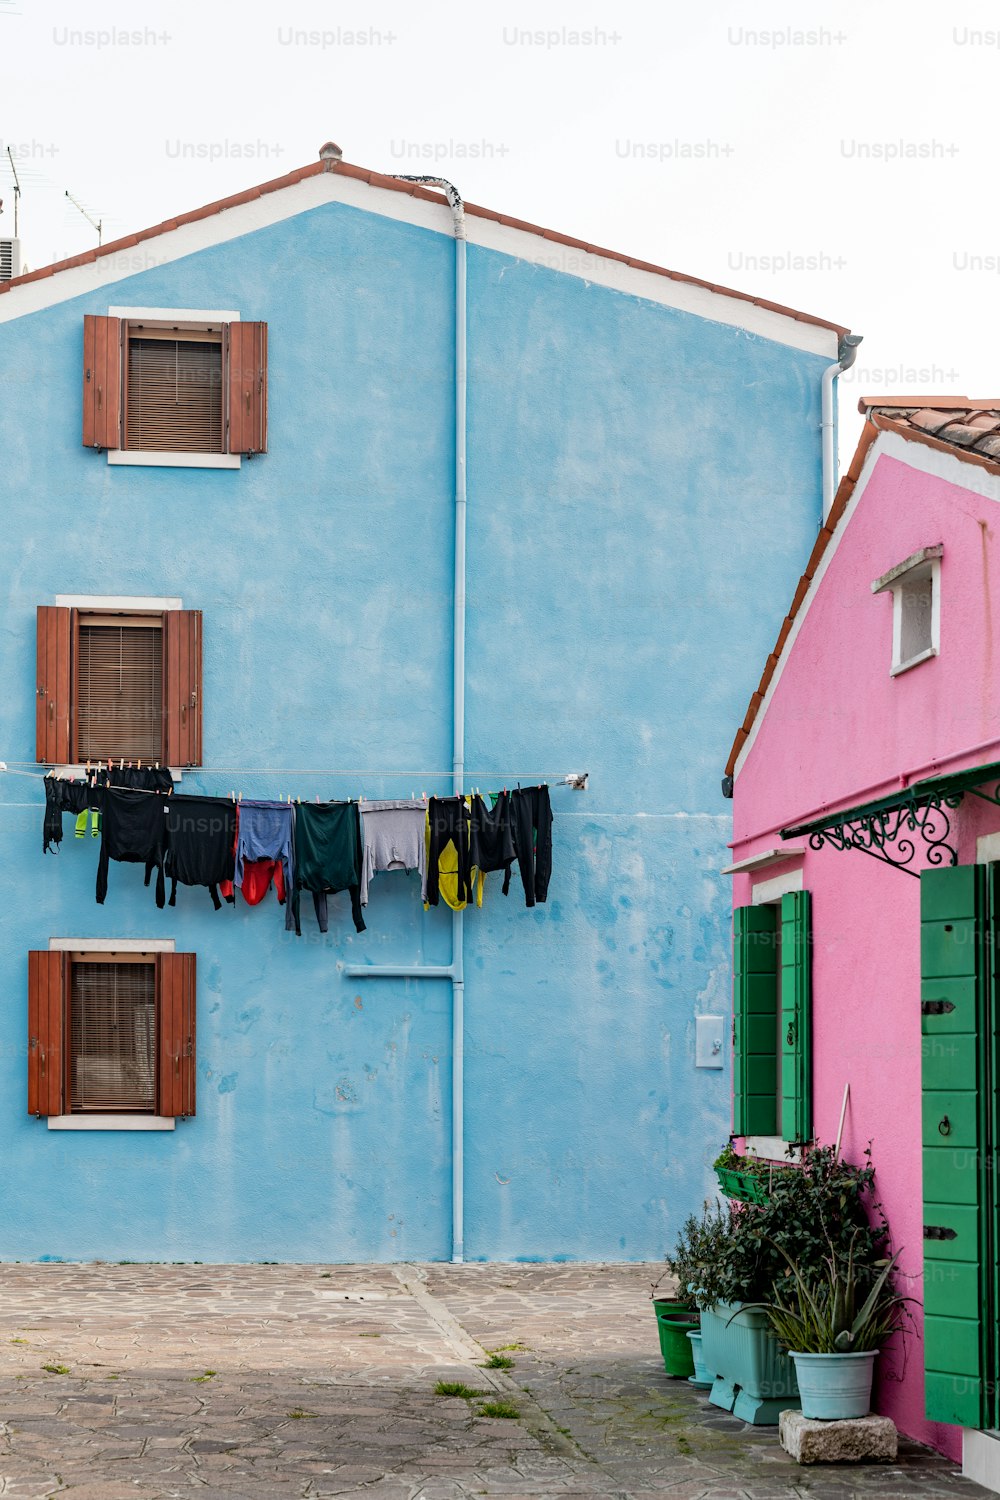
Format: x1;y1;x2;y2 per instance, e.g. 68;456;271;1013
656;1310;699;1378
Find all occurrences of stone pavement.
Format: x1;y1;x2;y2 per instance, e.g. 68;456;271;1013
0;1262;990;1499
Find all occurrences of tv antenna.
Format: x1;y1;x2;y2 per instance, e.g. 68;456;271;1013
6;147;20;236
65;188;101;245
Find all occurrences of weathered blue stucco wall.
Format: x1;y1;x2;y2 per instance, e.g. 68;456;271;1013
0;198;827;1260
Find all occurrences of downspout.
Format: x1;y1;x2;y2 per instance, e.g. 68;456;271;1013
344;172;469;1264
821;333;862;520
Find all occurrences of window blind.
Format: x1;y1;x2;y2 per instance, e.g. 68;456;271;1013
126;335;223;453
76;622;163;763
70;961;156;1113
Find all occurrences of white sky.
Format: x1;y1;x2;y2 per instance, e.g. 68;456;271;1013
3;0;998;465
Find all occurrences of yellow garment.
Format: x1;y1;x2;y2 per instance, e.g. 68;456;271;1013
424;802;485;911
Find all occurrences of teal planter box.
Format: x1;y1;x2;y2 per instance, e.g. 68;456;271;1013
699;1301;799;1425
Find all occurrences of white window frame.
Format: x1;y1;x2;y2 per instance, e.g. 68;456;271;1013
745;867;804;1156
49;594;183;780
871;546;942;677
106;304;241;470
46;938;177;1131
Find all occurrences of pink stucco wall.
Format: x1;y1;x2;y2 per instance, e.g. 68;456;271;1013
732;448;1000;1460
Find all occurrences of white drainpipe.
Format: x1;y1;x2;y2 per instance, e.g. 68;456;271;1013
344;173;469;1264
821;333;863;520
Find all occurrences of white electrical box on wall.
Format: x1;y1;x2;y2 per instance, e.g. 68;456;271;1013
695;1015;725;1068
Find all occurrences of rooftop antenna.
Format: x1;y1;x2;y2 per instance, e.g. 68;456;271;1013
6;147;20;236
65;188;101;245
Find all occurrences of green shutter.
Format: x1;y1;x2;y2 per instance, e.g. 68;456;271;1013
733;904;778;1137
780;891;812;1144
921;864;991;1429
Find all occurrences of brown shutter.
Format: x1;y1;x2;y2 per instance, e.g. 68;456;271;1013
163;610;203;767
226;321;268;455
158;953;196;1118
82;315;123;450
36;606;72;764
28;951;66;1117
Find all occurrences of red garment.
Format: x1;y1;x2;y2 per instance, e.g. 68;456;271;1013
241;857;286;906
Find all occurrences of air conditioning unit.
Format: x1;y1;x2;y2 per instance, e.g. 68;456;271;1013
0;238;22;282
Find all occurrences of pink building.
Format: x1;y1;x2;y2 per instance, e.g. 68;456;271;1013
725;397;1000;1492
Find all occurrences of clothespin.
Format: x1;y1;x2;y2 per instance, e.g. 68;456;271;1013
119;758;124;771
137;758;142;770
238;791;242;803
315;794;320;804
154;762;159;771
107;759;112;774
85;758;91;774
230;789;236;802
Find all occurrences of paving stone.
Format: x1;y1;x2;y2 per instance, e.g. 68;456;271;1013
0;1265;990;1498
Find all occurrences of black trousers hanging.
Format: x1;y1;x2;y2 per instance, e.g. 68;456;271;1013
508;785;553;908
426;796;472;907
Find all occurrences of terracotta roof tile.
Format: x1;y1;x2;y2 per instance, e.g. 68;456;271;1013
725;401;1000;779
0;155;849;337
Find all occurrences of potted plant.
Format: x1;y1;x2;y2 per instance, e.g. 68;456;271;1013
743;1234;912;1420
665;1143;892;1424
713;1143;770;1206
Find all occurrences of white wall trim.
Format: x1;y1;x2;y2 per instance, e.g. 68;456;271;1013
108;450;241;470
48;938;176;952
47;1115;176;1132
108;305;239;323
977;833;1000;864
54;594;182;610
743;1136;802;1163
732;427;1000;783
0;171;838;355
964;1429;1000;1494
721;847;805;875
751;869;804;904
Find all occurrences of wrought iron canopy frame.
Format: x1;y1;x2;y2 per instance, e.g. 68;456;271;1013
780;758;1000;878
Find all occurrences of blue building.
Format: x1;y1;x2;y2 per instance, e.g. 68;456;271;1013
0;150;850;1262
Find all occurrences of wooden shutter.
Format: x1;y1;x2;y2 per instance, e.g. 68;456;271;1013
733;905;778;1137
779;891;812;1144
36;605;72;764
226;321;268;455
82;315;123;450
126;334;223;453
163;610;202;766
158;953;196;1118
921;864;992;1429
76;618;163;763
28;951;66;1117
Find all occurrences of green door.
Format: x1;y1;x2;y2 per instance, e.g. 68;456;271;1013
920;864;995;1429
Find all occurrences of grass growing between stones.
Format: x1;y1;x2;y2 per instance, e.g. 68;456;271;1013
288;1409;318;1419
481;1352;515;1369
434;1380;484;1400
41;1364;70;1375
191;1370;217;1383
478;1400;520;1420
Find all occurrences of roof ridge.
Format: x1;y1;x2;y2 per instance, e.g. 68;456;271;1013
0;156;848;336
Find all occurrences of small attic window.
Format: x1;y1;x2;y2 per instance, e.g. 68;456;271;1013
871;546;942;676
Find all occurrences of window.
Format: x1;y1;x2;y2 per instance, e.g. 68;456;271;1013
126;328;223;453
70;956;156;1112
35;603;202;767
871;545;942;676
27;949;196;1123
82;310;267;463
732;890;812;1145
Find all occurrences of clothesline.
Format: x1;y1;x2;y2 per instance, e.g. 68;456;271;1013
3;763;588;795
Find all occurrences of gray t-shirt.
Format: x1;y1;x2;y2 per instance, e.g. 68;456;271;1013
358;799;428;906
